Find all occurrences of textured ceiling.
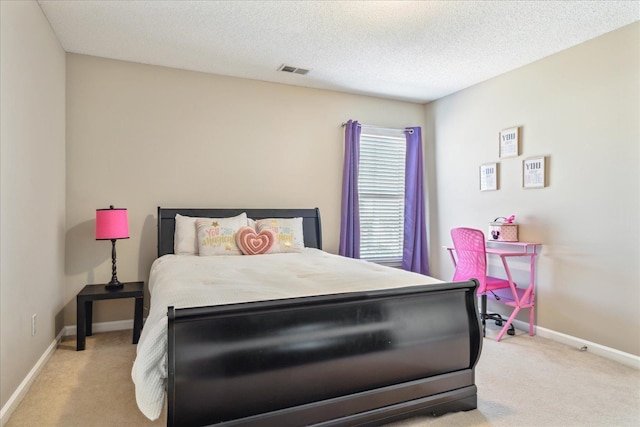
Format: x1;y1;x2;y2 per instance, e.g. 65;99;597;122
38;0;639;103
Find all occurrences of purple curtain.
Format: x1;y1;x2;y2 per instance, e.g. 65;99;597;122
402;127;430;275
339;120;361;258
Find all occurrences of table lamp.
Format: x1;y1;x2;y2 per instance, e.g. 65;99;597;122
96;205;129;289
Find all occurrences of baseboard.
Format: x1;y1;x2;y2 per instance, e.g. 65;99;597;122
64;318;134;337
0;329;65;427
64;318;640;367
510;319;640;370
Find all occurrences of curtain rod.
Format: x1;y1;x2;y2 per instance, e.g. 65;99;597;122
341;122;414;134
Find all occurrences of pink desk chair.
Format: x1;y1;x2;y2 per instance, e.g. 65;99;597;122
448;227;515;337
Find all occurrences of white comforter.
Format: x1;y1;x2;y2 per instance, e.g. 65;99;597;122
131;249;440;420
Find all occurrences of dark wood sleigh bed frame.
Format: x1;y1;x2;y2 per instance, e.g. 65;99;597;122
156;207;483;427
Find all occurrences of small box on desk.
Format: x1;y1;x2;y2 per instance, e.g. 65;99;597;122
489;222;518;242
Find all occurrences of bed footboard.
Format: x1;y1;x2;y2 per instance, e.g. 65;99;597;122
167;280;482;427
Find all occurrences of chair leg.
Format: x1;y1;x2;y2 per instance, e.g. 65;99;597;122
481;294;487;337
480;293;515;339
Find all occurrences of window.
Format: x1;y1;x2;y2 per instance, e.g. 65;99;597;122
357;131;406;265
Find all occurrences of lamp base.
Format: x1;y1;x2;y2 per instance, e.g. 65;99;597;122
105;239;124;290
105;279;123;290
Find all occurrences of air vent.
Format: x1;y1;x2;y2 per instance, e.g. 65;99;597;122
278;64;309;75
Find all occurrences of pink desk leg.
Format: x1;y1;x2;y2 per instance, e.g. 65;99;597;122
497;307;521;342
496;256;517;342
528;250;536;336
495;253;537;342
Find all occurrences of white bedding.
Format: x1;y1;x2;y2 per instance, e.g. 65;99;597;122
131;248;441;420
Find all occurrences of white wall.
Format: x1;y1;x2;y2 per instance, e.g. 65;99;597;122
426;22;639;355
0;0;66;410
65;54;426;325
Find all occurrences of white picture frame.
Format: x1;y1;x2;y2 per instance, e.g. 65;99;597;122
523;156;546;188
480;162;498;191
499;127;519;158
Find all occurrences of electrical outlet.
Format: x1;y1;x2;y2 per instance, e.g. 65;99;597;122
31;314;37;336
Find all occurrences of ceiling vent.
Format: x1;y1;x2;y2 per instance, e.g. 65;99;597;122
278;64;309;75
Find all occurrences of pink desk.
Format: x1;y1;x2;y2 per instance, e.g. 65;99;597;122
446;241;540;341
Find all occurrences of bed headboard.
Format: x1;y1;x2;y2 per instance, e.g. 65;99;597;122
157;207;322;257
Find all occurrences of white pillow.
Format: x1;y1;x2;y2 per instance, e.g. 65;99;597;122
196;214;248;256
247;217;257;230
174;214;201;255
255;217;304;254
174;213;248;255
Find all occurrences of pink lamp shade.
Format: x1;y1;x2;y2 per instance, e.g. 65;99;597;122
95;206;129;240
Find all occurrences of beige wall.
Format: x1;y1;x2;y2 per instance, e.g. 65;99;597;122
426;23;640;355
65;54;426;325
0;1;66;410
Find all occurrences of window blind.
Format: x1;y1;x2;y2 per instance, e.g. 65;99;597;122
358;133;406;264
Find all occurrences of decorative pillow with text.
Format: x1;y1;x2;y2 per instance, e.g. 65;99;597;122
255;217;304;253
195;214;247;256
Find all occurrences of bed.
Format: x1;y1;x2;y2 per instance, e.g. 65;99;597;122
133;207;482;427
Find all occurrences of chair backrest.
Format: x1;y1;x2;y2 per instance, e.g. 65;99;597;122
450;227;488;292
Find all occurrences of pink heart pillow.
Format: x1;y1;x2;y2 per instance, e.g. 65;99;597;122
235;226;276;255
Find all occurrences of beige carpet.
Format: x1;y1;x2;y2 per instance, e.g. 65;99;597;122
5;327;640;427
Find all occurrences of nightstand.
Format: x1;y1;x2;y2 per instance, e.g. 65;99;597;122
76;281;144;351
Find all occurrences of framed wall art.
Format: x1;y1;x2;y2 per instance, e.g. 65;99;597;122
480;162;498;191
499;127;519;158
523;156;546;188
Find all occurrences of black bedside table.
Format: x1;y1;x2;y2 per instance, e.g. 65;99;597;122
76;281;144;351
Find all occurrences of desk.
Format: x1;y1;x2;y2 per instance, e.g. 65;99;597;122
446;241;540;341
